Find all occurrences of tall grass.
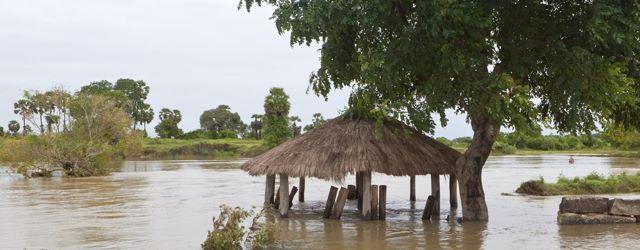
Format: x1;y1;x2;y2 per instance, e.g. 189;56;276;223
516;172;640;196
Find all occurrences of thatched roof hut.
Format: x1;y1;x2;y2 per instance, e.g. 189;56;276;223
242;116;461;181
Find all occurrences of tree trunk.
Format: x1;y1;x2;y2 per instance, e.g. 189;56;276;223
457;114;499;221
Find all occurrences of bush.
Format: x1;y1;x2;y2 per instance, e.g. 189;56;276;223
516;172;640;196
202;205;252;250
492;141;516;154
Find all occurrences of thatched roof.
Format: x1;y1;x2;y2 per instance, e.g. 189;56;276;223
241;116;461;181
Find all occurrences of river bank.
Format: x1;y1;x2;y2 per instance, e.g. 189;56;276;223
141;138;638;160
135;138;268;160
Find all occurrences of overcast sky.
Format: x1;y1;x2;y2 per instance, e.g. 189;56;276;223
0;0;474;138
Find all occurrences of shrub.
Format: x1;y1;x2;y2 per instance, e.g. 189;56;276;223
492;141;516;154
202;205;252;250
516;172;640;196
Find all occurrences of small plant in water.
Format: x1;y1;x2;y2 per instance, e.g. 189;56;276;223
202;205;252;250
251;221;278;247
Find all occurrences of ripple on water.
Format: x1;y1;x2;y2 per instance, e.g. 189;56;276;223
1;155;640;249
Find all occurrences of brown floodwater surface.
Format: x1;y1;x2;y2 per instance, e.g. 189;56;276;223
1;155;640;249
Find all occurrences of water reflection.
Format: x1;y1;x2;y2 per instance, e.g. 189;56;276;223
1;156;640;248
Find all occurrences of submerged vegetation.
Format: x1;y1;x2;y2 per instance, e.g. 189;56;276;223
516;172;640;196
0;91;143;177
201;205;278;250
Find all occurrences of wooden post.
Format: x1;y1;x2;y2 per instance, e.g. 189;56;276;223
324;186;339;218
274;186;281;209
431;174;440;217
371;185;379;220
347;185;357;200
288;186;298;208
450;174;458;209
361;171;372;220
279;174;289;218
330;187;349;219
410;175;416;202
299;177;305;202
356;172;363;210
379;185;387;220
265;175;275;205
422;195;436;220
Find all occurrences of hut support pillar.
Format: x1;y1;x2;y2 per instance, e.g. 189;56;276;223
265;175;275;205
356;172;363;210
279;174;290;218
410;175;416;202
431;174;440;217
450;174;458;210
361;171;372;220
299;177;305;202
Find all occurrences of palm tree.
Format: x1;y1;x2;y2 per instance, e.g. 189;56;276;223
13;99;32;136
7;120;20;136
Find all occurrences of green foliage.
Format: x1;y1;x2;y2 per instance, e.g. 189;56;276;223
140;138;267;160
1;92;143;177
155;108;183;139
200;105;245;136
241;0;640;152
202;205;252;250
262;88;292;148
249;114;263;139
79;79;153;129
303;113;327;132
516;172;640;196
7;120;20;136
251;222;278;248
491;141;516;155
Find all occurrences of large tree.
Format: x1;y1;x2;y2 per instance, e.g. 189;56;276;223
241;1;640;220
114;79;151;130
199;105;245;134
155;108;183;139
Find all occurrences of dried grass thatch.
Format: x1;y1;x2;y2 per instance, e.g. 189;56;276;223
241;116;461;181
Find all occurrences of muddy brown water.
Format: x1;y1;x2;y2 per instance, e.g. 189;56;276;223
1;155;640;249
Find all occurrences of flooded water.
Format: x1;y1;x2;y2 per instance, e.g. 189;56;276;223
1;155;640;249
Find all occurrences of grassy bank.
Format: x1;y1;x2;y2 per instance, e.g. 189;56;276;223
138;138;269;160
515;172;640;196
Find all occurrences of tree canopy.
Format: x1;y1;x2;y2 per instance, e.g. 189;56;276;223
155;108;184;139
262;87;292;147
200;105;245;134
240;0;640;221
79;79;153;130
303;113;327;132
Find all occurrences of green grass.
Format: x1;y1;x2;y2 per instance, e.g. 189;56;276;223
516;172;640;196
139;138;268;160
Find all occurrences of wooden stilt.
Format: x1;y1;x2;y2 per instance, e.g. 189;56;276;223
431;174;440;216
299;177;305;202
279;174;289;218
324;186;339;218
330;187;349;219
362;171;372;220
371;185;379;220
356;172;363;210
422;195;436;220
410;175;416;202
450;174;458;209
379;185;387;220
265;175;275;205
274;186;281;209
288;186;298;208
347;185;357;200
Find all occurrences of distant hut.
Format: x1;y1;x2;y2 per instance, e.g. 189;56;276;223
241;115;461;219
